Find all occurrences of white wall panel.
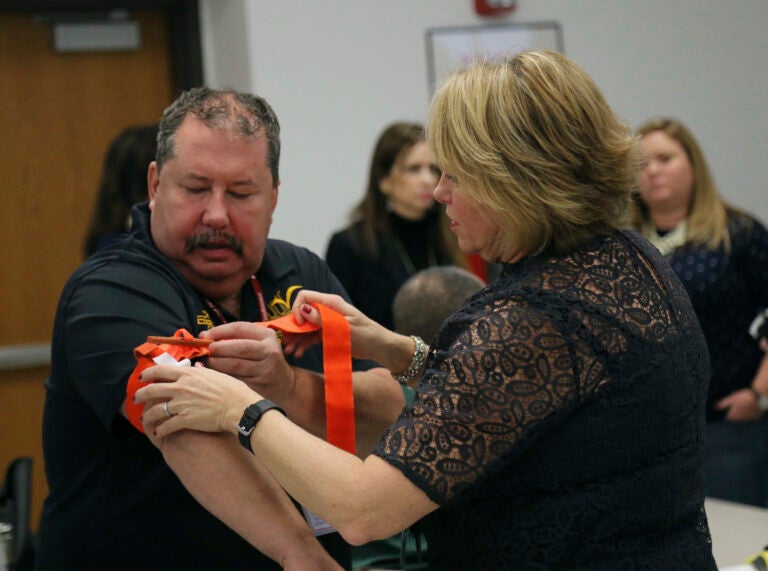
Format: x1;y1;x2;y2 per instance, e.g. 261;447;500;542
200;1;768;255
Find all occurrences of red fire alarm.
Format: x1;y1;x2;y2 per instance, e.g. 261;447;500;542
474;0;516;16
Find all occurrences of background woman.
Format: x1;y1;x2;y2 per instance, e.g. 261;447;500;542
137;51;717;570
83;124;158;257
325;122;470;329
633;117;768;507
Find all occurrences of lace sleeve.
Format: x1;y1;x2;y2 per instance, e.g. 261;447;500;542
374;298;586;505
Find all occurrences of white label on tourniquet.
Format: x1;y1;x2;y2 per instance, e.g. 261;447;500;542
153;353;191;367
301;505;336;536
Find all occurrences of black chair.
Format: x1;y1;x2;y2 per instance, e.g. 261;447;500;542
0;457;35;571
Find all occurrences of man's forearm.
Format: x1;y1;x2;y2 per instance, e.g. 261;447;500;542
278;367;405;456
160;430;340;569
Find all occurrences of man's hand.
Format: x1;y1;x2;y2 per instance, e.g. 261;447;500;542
200;322;297;403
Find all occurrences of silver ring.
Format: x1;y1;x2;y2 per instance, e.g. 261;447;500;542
162;401;172;418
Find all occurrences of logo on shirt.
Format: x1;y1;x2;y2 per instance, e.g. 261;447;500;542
267;285;303;320
196;310;214;330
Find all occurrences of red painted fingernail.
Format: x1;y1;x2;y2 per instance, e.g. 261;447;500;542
301;304;312;315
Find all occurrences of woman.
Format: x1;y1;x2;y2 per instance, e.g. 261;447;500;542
137;51;717;569
633;117;768;507
84;124;158;257
325;122;469;329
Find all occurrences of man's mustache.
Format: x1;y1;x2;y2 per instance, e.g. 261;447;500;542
185;232;243;256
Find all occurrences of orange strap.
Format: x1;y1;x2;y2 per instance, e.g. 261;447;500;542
124;305;355;454
255;304;355;454
125;328;211;433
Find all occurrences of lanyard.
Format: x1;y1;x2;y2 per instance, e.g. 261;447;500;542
204;275;268;324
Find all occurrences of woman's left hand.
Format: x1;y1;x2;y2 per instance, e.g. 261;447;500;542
714;387;764;422
135;363;260;437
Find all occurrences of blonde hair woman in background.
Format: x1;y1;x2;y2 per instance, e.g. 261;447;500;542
633;117;768;507
137;52;717;570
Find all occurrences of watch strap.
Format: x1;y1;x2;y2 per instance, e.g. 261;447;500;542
237;400;286;453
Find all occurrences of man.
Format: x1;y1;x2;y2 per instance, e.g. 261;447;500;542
393;266;485;342
36;87;402;570
353;265;485;571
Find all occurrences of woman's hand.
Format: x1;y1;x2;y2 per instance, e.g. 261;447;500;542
714;388;764;422
285;291;410;370
136;363;259;438
282;292;369;358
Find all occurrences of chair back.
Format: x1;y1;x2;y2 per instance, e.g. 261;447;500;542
0;457;34;570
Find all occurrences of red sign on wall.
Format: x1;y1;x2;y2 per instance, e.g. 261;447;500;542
474;0;517;17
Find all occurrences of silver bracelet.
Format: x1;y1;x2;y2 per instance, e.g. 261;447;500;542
392;336;427;385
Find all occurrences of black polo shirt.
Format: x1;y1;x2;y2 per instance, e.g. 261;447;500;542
37;203;359;571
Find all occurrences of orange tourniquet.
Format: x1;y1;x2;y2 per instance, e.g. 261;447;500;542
124;328;211;433
125;304;356;454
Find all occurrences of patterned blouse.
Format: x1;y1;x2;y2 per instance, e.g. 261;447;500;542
374;230;716;570
665;213;768;420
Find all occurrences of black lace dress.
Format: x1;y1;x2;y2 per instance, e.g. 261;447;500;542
374;230;716;570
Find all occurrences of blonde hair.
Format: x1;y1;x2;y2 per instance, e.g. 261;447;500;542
632;117;742;251
427;50;640;257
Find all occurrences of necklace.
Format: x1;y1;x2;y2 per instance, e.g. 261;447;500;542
646;220;688;257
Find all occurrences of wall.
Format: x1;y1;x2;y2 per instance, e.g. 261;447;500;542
200;0;768;256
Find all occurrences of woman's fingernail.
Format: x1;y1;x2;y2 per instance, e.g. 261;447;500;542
138;373;143;380
301;304;312;315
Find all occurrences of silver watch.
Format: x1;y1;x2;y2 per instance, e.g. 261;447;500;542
749;387;768;412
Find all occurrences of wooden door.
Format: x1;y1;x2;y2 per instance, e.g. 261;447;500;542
0;10;173;529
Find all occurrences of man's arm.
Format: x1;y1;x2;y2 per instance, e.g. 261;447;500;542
285;367;404;455
149;428;343;570
120;401;341;570
71;268;342;569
